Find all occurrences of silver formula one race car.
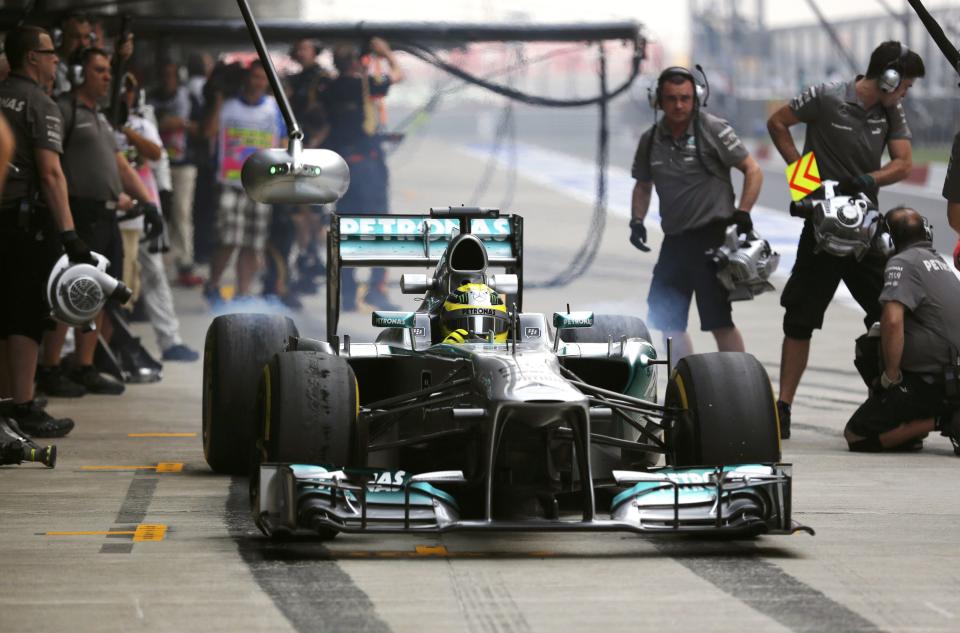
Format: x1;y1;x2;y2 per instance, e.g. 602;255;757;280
201;207;811;540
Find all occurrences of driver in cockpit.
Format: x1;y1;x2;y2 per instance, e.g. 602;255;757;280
439;283;510;344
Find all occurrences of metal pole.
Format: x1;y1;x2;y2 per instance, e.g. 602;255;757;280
235;0;303;144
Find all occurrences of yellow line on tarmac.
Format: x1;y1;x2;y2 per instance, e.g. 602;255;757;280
127;433;196;438
81;463;184;472
44;524;167;542
45;531;135;536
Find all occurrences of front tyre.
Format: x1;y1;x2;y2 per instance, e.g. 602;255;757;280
202;314;298;475
665;352;780;467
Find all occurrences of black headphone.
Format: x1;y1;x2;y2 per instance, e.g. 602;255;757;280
881;208;933;251
67;47;90;88
878;43;910;94
648;66;707;110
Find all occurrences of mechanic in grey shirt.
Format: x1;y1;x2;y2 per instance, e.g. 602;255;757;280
630;66;763;360
39;47;155;397
766;41;925;438
845;207;960;453
944;132;960;270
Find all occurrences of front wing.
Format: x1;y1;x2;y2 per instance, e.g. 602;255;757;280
255;463;813;538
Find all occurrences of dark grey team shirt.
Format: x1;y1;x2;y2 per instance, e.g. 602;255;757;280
790;78;911;188
631;111;749;235
943;132;960;203
56;96;122;201
881;242;960;374
0;74;63;202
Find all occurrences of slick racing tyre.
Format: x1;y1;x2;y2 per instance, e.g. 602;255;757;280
560;314;651;345
665;352;780;467
203;314;298;475
259;351;366;468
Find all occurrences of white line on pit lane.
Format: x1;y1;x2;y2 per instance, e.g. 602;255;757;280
923;601;955;619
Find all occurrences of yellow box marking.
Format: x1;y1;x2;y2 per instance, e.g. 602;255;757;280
414;545;449;556
133;524;167;542
127;433;197;438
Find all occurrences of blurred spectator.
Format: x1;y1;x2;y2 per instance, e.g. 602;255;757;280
0;25;80;436
149;61;203;286
204;60;286;302
117;75;198;362
38;47;156;397
320;38;403;310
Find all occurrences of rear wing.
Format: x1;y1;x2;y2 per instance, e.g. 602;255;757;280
326;209;524;342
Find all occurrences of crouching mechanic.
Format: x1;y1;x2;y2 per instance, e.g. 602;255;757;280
630;66;763;359
844;207;960;453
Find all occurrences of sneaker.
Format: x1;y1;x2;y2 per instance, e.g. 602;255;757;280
939;410;960;456
776;400;791;440
203;284;223;307
162;344;200;362
36;365;86;398
7;401;74;438
177;268;204;288
362;287;399;311
70;365;125;395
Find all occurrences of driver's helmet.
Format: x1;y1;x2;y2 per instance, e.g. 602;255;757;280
440;283;509;343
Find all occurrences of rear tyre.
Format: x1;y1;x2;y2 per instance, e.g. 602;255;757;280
203;314;298;474
561;314;651;344
259;351;365;468
665;352;780;466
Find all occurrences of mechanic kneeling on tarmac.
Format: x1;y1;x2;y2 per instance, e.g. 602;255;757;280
630;66;763;359
844;207;960;454
0;25;88;437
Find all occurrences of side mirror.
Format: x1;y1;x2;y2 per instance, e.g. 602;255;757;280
241;147;350;204
553;311;595;329
372;311;417;328
400;274;433;295
488;274;518;295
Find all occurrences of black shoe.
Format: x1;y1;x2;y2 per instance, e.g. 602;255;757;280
777;400;791;439
938;411;960;456
71;365;125;395
7;401;74;438
36;365;87;398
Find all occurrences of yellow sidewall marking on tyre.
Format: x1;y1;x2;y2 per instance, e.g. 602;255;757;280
673;373;689;410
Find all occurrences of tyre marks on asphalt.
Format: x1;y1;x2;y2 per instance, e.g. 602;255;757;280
100;474;158;554
224;477;391;633
447;566;532;633
659;542;887;633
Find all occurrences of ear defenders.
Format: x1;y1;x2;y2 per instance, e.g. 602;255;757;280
880;209;933;252
878;43;910;94
67;48;87;88
648;66;706;110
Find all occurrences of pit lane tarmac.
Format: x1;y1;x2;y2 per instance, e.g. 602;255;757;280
1;137;959;633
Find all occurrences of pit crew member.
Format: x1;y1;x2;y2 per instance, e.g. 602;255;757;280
0;26;83;436
630;66;763;360
766;41;925;438
844;207;960;453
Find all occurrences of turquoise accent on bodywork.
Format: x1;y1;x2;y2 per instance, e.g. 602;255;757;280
621;340;659;402
372;311;417;328
610;464;773;511
290;464;459;510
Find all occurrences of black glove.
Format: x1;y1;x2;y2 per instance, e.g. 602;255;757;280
837;174;878;198
729;210;753;235
629;219;650;252
60;230;95;265
139;202;164;242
